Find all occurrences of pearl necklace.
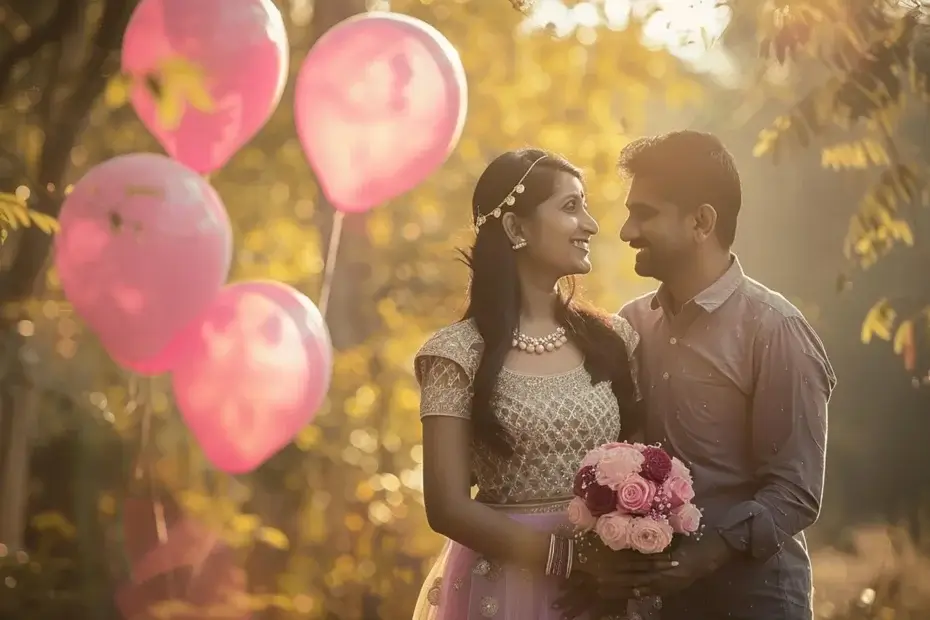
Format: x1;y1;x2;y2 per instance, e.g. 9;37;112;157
512;326;567;354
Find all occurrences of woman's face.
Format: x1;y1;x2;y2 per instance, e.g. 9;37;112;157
514;171;599;279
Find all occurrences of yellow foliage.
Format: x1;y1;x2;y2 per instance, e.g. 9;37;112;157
153;56;217;129
843;164;919;268
821;138;890;170
107;56;217;129
104;73;133;109
756;2;830;64
861;298;896;344
230;513;261;534
0;192;60;235
892;319;916;371
30;511;77;539
258;526;290;550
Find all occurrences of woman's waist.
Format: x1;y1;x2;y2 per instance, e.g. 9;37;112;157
471;466;579;507
475;495;573;514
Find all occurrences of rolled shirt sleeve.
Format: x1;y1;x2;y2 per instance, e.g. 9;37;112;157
717;315;836;560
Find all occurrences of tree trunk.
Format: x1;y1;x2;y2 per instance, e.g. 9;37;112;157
0;0;134;549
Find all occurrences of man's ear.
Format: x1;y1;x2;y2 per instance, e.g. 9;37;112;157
693;203;717;242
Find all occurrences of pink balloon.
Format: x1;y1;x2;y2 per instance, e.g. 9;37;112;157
170;281;333;474
54;153;232;373
295;12;467;213
122;0;289;174
112;332;186;376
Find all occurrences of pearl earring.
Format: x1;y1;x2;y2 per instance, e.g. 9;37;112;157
512;239;527;250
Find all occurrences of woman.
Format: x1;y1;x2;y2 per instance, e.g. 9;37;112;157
412;148;648;619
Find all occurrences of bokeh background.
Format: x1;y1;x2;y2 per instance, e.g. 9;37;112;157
1;0;930;618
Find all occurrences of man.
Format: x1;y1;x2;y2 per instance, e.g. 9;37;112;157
561;130;836;619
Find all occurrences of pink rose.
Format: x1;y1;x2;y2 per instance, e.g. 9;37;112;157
669;457;693;483
580;447;606;468
629;517;674;554
567;497;597;532
662;475;695;508
595;446;645;489
594;513;634;551
616;474;656;515
668;503;702;534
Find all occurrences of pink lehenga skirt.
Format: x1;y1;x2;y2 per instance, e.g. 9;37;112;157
412;499;660;620
412;500;579;620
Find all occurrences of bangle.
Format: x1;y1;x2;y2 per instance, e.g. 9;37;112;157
545;534;557;575
545;535;574;579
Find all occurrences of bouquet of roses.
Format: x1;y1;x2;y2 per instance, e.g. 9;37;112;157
568;442;702;554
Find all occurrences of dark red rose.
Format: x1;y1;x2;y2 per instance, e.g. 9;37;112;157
641;446;673;483
573;465;597;497
583;482;617;517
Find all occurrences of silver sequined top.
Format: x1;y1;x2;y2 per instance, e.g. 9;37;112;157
415;316;640;506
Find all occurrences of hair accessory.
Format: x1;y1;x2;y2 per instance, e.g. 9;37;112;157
474;155;547;233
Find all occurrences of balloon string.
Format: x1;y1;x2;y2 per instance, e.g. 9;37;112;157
318;210;345;320
131;376;169;542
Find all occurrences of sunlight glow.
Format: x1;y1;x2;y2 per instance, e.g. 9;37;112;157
522;0;737;79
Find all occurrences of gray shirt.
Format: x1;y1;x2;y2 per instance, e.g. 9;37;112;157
620;256;835;619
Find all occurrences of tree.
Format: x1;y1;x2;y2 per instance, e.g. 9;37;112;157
0;0;136;553
744;0;930;379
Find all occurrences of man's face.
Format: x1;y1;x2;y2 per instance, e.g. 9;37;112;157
619;175;697;280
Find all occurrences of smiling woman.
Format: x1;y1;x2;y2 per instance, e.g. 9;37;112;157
411;148;645;618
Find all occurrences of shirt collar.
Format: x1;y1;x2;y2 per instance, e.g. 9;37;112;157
650;254;744;313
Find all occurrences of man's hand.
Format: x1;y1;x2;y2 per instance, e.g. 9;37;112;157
553;534;679;619
570;531;677;578
579;530;734;603
641;530;736;597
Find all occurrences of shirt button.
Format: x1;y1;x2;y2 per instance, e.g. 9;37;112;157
669;337;677;345
662;371;670;380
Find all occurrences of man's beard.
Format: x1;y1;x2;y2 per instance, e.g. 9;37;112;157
633;247;683;281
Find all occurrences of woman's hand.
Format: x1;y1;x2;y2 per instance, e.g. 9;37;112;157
572;531;675;579
569;531;621;575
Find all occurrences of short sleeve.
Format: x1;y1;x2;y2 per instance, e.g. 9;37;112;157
413;321;482;420
415;355;474;419
611;314;642;401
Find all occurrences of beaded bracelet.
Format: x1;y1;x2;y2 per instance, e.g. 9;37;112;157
545;534;574;578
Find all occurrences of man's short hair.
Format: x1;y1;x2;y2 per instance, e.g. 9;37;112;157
618;130;742;248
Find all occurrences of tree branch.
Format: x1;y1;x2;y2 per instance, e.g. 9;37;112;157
45;0;133;180
0;0;134;307
0;0;79;103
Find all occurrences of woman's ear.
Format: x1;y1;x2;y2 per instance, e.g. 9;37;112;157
501;212;525;246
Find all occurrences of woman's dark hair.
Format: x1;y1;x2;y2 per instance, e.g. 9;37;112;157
459;148;641;456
